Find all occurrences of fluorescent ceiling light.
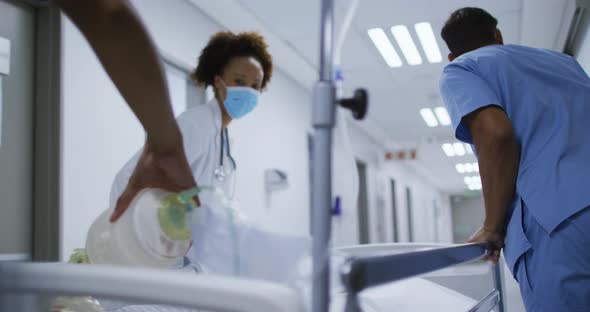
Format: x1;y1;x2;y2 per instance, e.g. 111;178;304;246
453;142;466;156
419;108;438;127
468;184;482;191
465;143;473;154
455;164;465;174
414;22;442;63
465;174;482;191
442;143;455;157
434;106;451;126
368;28;403;68
391;25;423;66
457;162;480;174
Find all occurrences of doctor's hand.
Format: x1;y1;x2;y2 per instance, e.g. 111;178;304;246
468;226;505;265
110;137;200;222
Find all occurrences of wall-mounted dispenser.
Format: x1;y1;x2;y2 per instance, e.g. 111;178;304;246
264;169;288;193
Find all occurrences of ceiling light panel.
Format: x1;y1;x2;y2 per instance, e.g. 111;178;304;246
453;143;466;156
455;164;465;174
434;106;451;126
420;108;438;127
456;162;480;174
464;174;482;191
368;28;403;68
468;184;482;191
442;143;455;157
391;25;423;66
414;22;442;63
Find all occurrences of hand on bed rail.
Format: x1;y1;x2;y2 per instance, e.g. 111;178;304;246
468;226;504;264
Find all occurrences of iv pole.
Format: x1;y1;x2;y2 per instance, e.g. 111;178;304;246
310;0;335;311
311;0;367;310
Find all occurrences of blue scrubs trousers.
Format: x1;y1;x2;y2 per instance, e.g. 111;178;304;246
514;204;590;311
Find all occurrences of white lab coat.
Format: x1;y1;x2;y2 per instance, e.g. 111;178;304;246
109;98;232;210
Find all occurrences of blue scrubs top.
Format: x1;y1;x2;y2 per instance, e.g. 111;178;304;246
440;44;590;273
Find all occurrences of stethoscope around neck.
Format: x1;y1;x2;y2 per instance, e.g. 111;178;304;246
214;128;237;182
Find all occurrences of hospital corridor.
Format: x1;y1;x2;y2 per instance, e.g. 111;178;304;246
1;0;590;311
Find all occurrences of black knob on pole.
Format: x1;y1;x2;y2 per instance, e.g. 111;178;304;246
339;88;368;120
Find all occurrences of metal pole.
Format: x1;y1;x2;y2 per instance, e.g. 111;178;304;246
311;0;335;311
492;263;506;312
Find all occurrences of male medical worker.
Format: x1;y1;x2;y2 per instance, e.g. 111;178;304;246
439;7;590;311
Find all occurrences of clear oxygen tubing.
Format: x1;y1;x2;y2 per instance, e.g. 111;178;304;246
195;186;241;275
334;0;360;198
333;0;360;73
332;0;360;246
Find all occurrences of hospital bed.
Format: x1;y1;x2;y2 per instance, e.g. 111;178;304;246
0;0;506;311
0;241;504;311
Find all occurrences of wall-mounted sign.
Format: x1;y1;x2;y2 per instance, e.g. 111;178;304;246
385;149;417;161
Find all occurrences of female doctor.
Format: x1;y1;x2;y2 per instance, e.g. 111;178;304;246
109;31;274;217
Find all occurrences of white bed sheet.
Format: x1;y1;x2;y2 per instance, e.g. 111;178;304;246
333;278;479;312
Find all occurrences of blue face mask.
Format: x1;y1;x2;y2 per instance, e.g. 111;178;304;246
219;79;260;119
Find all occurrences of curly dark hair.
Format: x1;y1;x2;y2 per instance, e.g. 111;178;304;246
441;7;498;57
191;31;273;90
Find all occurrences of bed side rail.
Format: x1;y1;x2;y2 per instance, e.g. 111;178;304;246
340;242;505;312
0;262;304;312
